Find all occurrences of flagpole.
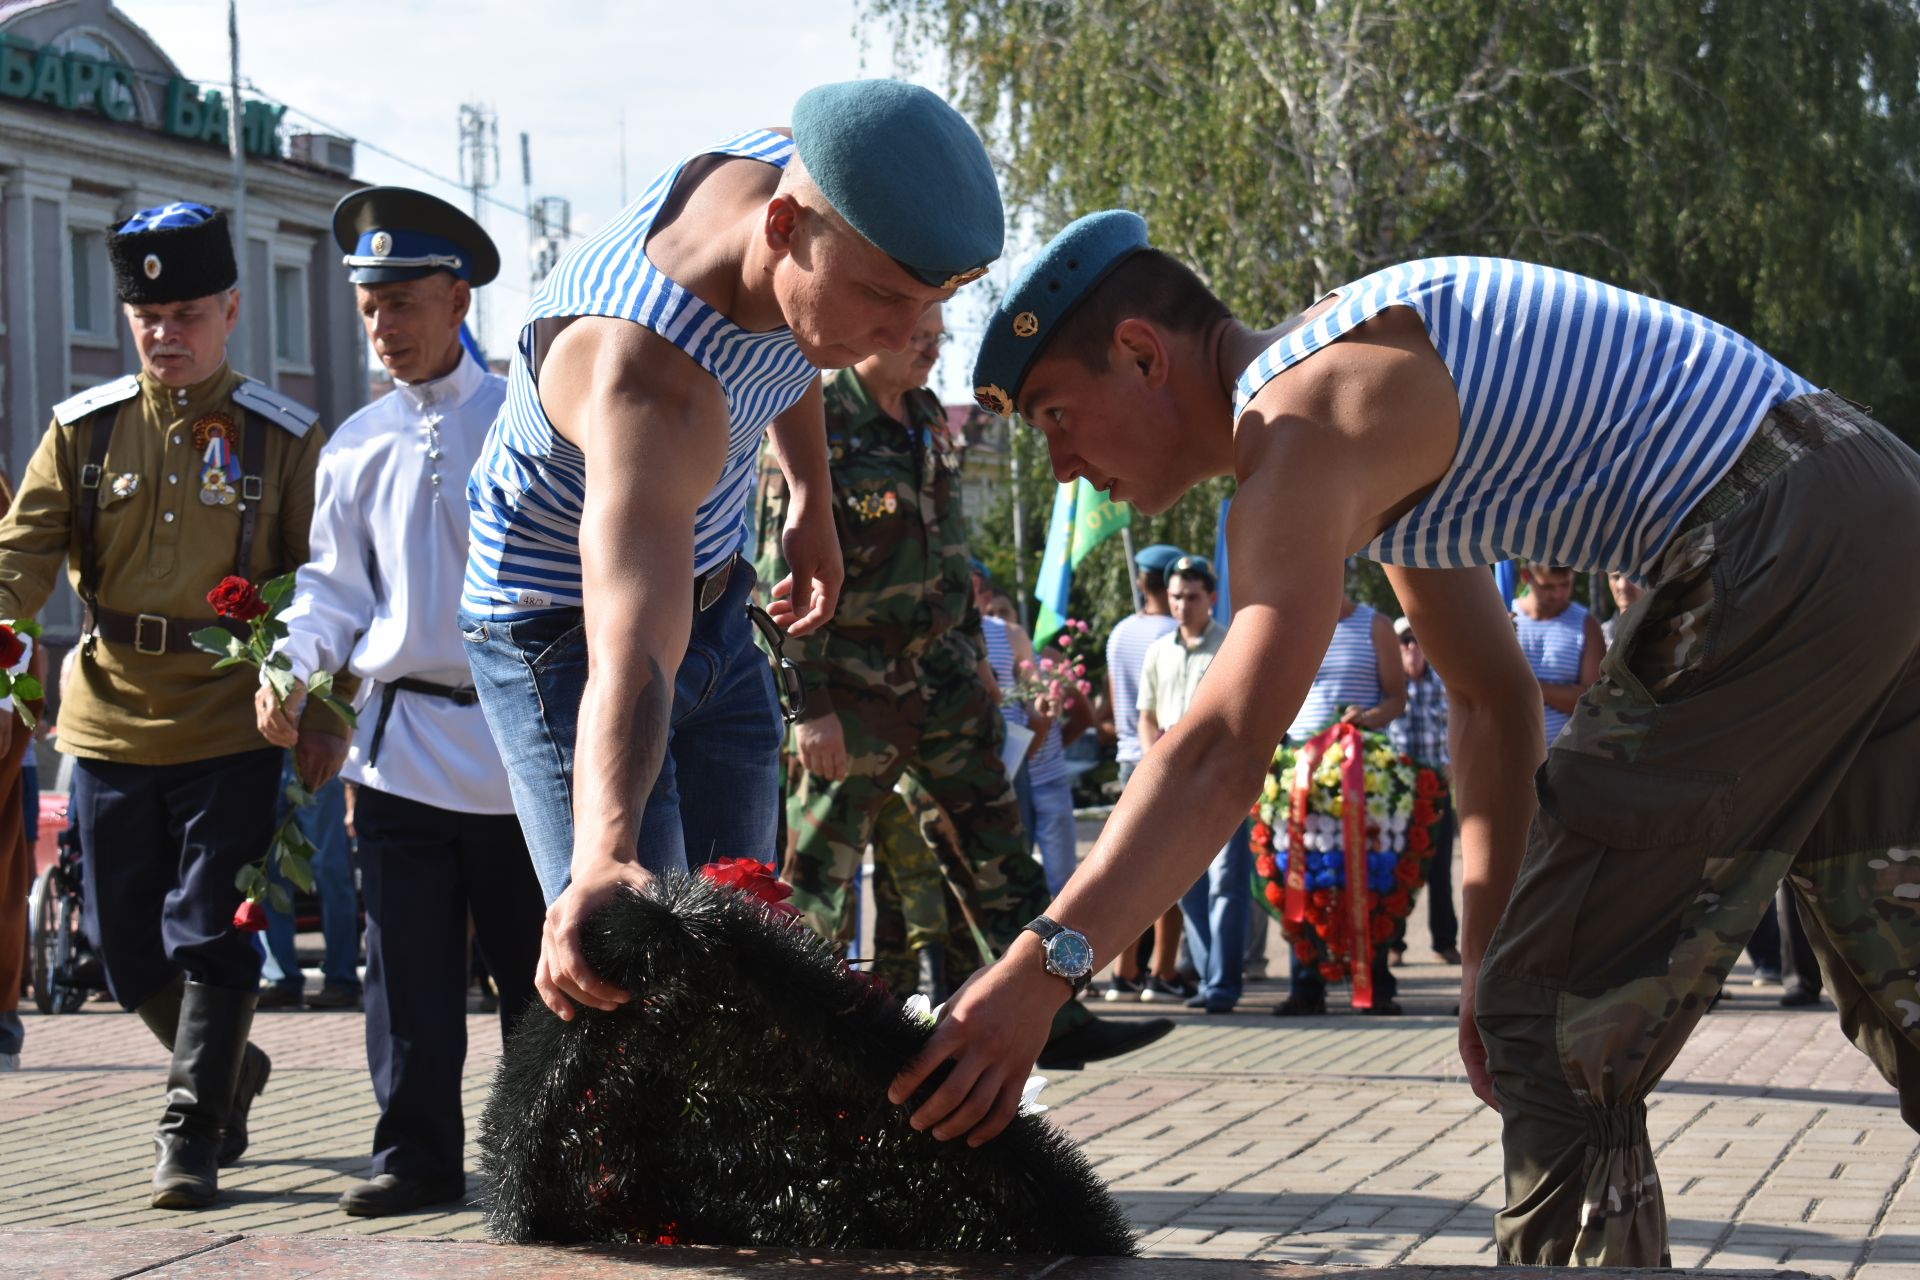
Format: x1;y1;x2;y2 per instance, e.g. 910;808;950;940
1119;527;1142;613
1009;420;1027;629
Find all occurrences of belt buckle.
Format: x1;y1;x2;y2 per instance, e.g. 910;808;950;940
698;556;734;612
133;613;168;655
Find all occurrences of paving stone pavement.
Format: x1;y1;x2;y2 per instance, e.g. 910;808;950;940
4;833;1915;1278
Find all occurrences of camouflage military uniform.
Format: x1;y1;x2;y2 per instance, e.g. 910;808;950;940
768;367;1040;985
1476;392;1920;1266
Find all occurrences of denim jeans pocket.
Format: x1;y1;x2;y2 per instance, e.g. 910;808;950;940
513;610;587;674
458;616;489;645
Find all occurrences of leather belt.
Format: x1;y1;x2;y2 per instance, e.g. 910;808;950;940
695;554;737;612
87;607;243;656
367;676;480;765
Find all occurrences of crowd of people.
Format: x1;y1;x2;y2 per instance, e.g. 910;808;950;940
0;73;1912;1274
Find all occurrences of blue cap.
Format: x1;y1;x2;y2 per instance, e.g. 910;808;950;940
791;80;1003;290
1133;543;1186;573
971;210;1149;416
969;556;990;582
331;186;500;287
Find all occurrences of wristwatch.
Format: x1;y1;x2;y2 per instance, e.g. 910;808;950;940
1023;916;1095;995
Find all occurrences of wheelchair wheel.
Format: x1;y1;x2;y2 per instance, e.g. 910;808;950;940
27;863;85;1015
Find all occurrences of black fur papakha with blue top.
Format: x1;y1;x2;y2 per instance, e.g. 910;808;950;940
478;873;1137;1255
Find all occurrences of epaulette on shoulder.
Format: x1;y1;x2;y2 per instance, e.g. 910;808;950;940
233;379;319;439
51;375;139;427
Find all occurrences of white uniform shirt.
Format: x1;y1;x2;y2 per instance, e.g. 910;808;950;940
280;349;513;814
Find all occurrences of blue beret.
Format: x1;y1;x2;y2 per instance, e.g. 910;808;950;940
792;80;1003;290
969;556;990;581
332;186;500;287
971;209;1148;416
1133;544;1187;573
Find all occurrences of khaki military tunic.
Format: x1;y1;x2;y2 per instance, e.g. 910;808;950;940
0;364;332;765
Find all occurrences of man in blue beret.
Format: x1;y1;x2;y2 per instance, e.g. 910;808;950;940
256;186;544;1216
891;213;1920;1267
462;81;1005;1024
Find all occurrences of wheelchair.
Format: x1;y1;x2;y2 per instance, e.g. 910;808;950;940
26;810;105;1014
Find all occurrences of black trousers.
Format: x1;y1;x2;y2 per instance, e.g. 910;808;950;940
356;786;542;1180
1427;799;1459;952
74;747;282;1011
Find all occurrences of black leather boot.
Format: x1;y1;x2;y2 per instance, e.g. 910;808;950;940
916;943;951;1005
134;974;270;1166
150;982;256;1209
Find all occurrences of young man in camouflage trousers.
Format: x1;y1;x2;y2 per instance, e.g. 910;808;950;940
766;307;1170;1066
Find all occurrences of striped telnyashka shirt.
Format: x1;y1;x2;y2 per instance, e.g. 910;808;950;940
1233;258;1818;578
464;130;818;614
1288;604;1384;742
1513;600;1591;745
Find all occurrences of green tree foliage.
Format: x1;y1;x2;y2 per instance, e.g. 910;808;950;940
876;0;1920;634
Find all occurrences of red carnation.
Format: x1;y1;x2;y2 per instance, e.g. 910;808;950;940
1292;938;1316;962
1310;889;1331;909
1408;825;1432;854
1249;823;1272;854
1255;853;1277;880
207;575;267;622
0;624;21;671
1395;857;1424;886
1370;914;1397;943
700;856;800;918
1263;880;1284;907
1384;890;1412;918
1415;769;1443;799
232;899;267;932
1412;798;1439;827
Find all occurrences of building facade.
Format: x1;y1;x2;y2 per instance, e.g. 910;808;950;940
0;0;364;640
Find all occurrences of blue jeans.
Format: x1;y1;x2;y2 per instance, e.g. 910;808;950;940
461;560;783;904
1179;820;1252;1006
1023;772;1077;896
260;763;360;992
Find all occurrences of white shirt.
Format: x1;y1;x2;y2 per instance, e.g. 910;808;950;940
280;349;513;814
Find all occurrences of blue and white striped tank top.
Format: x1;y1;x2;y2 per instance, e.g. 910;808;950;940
1288;604;1384;741
1233;258;1818;577
464;130;819;613
1514;600;1590;744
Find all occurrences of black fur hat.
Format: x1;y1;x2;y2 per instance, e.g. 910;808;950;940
479;874;1137;1256
108;203;238;305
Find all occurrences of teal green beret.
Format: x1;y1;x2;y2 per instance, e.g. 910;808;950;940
971;209;1148;416
792;80;1003;289
1133;544;1187;573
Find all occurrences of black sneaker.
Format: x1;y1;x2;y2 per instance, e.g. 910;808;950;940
1141;975;1195;1002
256;983;303;1011
1101;973;1145;1003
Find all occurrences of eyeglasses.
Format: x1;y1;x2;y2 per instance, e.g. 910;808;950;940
744;603;805;725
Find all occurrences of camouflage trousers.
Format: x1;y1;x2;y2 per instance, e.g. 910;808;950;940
783;634;1046;989
1477;393;1920;1267
867;782;953;994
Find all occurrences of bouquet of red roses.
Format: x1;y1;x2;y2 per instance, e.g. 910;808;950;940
193;573;357;926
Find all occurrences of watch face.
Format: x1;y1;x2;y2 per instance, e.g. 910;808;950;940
1047;930;1094;979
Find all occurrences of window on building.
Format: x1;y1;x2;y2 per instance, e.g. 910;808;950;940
274;263;308;366
70;227;109;336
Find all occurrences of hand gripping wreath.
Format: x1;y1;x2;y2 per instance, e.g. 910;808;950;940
479;869;1137;1255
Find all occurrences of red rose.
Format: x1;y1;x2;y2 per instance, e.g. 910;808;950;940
1310;889;1331;909
1384;890;1412;918
1292;937;1316;962
1255;853;1277;880
232;899;267;932
1396;857;1423;886
1408;825;1432;854
1416;769;1443;798
207;575;267;622
1370;914;1397;943
1263;880;1284;907
1412;798;1439;827
0;624;22;671
1250;823;1272;853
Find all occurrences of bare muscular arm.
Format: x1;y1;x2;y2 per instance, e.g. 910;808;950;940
535;316;730;1020
764;377;844;637
1385;563;1544;1107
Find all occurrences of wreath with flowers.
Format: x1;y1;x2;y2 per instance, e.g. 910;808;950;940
1248;723;1448;1009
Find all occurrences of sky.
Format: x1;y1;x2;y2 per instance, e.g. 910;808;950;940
120;0;998;402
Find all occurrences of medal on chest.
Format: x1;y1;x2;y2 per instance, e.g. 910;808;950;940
198;433;242;506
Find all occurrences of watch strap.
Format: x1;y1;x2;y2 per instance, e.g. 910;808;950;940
1024;916;1093;995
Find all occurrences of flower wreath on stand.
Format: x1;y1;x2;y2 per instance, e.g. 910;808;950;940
1247;723;1448;1010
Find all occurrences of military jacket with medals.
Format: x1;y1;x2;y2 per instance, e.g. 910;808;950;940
0;364;335;765
761;366;985;719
